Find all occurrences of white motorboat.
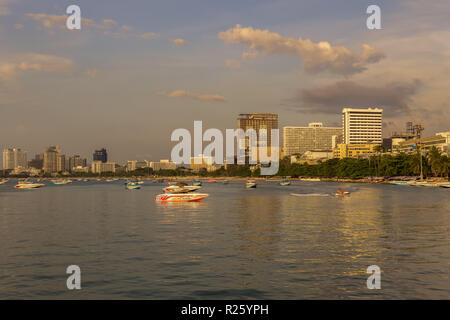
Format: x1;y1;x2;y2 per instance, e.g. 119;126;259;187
246;180;257;188
164;183;201;194
15;182;45;189
437;182;450;188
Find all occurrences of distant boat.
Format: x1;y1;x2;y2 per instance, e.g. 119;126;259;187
389;181;409;186
222;179;229;184
208;180;217;183
15;182;45;189
192;179;202;186
279;179;291;186
246;180;257;189
51;179;72;185
125;182;141;190
302;178;320;182
335;189;350;196
0;179;8;185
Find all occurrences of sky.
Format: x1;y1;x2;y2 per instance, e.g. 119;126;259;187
1;0;449;164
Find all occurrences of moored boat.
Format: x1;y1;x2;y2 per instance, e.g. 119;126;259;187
51;179;72;185
155;193;209;202
246;180;257;188
279;179;291;186
0;179;9;185
14;182;45;189
125;182;141;190
164;184;201;193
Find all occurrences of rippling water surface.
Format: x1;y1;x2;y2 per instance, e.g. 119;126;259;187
0;180;449;299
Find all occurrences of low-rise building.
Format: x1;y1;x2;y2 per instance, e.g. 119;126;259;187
291;150;334;164
333;143;380;159
91;161;116;174
149;160;177;171
126;160;150;172
393;132;450;155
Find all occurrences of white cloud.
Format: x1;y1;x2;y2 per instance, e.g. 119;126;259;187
219;24;385;76
226;59;240;69
173;38;187;46
0;53;73;80
242;51;258;59
0;0;12;16
140;32;158;39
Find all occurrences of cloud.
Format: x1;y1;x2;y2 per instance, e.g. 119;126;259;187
218;24;385;76
85;68;98;78
242;51;258;59
140;32;158;39
291;80;422;116
173;38;187;46
0;53;73;80
161;90;226;102
26;13;112;30
121;25;133;31
0;0;12;16
226;59;240;69
103;19;117;26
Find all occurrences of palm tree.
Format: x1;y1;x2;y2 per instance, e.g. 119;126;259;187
428;147;442;177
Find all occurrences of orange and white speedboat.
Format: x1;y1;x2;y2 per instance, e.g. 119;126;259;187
155;193;209;202
156;182;208;202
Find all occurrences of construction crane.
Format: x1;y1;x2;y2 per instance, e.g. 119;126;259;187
394;96;424;138
394;96;426;180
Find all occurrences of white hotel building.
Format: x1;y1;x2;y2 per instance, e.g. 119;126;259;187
342;108;383;145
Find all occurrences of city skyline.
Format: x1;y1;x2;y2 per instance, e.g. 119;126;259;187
1;0;450;164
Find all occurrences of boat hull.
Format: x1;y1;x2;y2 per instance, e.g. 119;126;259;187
155;193;209;202
15;183;45;189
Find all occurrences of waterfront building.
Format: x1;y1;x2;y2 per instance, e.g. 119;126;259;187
93;148;108;163
126;160;150;172
333;143;380;159
393;132;450;155
72;166;90;173
290;150;334;164
342;108;383;145
149;160;177;171
237;113;279;162
190;155;218;172
91;161;116;174
283;123;342;157
43;146;61;173
2;148;27;170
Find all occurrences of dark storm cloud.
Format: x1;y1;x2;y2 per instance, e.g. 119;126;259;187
290;79;423;116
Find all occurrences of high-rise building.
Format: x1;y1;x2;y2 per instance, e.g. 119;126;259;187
43;146;61;173
2;148;27;170
283;123;343;156
57;154;66;172
69;155;87;172
237;113;279;162
93;148;108;163
28;154;44;169
342;108;383;145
